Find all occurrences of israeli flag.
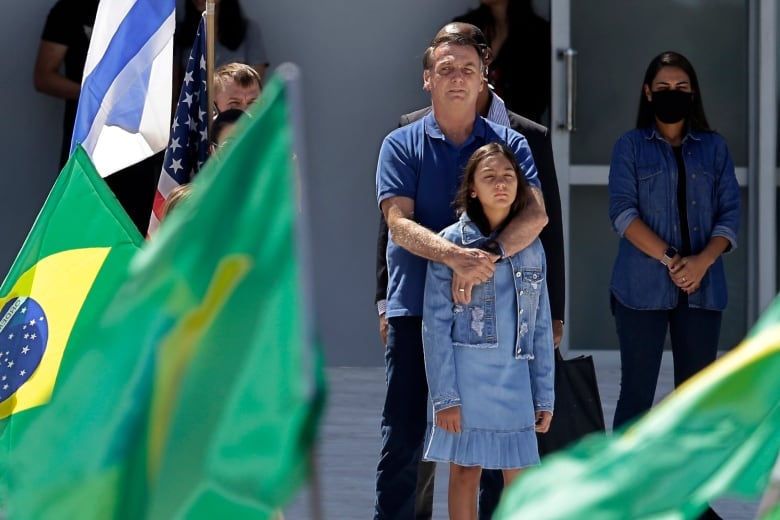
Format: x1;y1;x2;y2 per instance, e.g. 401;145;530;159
71;0;175;177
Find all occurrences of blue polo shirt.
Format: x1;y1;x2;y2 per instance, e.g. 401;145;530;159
376;112;540;318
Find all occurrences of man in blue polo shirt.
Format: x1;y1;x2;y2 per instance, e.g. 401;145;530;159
374;31;548;519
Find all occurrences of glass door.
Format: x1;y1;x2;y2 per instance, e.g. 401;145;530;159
550;1;750;351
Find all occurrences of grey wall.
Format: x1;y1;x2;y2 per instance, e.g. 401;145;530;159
1;1;477;367
3;1;758;367
1;2;67;280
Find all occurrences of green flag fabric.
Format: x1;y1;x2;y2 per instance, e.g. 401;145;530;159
0;146;143;479
759;455;780;519
495;298;780;519
5;67;325;519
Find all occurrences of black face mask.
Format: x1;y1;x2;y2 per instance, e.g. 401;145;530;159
651;89;694;124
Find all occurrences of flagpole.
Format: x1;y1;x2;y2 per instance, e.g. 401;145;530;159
205;2;216;140
308;449;324;520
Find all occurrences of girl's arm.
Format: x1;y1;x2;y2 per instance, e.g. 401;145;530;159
422;259;460;414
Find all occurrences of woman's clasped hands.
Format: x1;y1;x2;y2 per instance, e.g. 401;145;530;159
667;255;709;294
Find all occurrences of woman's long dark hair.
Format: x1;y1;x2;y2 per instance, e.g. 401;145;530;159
454;142;531;237
635;51;712;132
176;0;247;51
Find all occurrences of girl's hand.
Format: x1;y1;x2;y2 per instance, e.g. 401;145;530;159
535;410;553;433
435;406;462;433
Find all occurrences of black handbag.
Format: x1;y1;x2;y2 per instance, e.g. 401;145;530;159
537;349;606;457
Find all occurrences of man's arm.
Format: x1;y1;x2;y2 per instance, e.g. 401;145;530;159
33;41;80;100
495;129;549;257
496;185;548;256
375;109;430;346
381;196;496;286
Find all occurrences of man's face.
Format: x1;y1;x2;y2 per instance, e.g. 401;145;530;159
214;81;261;113
423;43;483;109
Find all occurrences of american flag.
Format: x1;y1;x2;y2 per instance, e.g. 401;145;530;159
148;15;209;235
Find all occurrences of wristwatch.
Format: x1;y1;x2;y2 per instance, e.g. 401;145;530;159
482;240;506;262
660;246;678;266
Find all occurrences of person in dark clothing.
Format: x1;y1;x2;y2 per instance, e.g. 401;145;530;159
34;0;99;169
454;0;551;124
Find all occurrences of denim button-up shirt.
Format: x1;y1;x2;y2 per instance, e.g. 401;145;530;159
608;126;740;311
422;213;555;413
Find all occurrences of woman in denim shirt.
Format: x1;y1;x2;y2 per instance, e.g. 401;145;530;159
422;142;554;517
608;51;740;432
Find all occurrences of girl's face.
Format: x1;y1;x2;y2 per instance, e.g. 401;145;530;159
471;153;518;215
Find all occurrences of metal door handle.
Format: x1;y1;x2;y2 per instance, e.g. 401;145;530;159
558;48;578;132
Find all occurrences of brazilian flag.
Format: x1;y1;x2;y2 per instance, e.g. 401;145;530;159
0;147;143;492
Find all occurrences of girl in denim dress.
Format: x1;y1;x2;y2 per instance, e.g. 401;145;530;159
422;142;555;517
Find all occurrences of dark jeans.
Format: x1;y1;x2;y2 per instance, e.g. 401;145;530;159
612;295;721;429
375;317;428;519
415;461;435;519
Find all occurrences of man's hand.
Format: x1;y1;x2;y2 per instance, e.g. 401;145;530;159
553;320;564;348
448;248;496;304
435;406;462;433
379;313;388;347
535;410;553;433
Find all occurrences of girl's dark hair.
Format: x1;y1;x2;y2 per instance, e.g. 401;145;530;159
635;51;712;132
454;142;531;236
176;0;247;52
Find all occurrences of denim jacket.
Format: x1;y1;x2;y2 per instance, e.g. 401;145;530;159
422;213;555;413
608;126;740;311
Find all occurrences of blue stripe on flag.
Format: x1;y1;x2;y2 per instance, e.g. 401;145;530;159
104;65;153;131
71;0;174;154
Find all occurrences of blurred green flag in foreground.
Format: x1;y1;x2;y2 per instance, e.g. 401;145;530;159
4;66;326;519
759;454;780;519
496;296;780;519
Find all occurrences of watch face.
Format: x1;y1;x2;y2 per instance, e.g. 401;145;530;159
665;247;678;259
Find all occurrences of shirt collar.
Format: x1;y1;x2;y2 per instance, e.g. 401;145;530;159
459;212;495;245
486;91;512;127
645;124;702;143
424;111;489;143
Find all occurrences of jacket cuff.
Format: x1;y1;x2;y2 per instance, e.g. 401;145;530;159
711;226;738;253
613;209;639;237
433;394;461;412
534;401;554;413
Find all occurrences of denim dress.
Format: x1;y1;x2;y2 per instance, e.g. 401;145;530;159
421;213;555;469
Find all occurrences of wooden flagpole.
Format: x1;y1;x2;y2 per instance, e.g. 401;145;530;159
205;2;216;141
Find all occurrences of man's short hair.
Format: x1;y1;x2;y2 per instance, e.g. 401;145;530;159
213;62;262;93
422;32;488;71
